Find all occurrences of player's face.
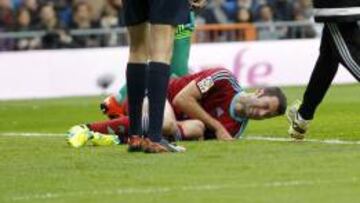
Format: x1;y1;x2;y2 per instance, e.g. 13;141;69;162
236;90;279;120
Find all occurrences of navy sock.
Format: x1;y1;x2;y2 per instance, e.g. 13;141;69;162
126;63;147;136
147;62;171;142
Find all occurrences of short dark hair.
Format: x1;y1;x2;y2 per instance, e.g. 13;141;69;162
262;87;287;115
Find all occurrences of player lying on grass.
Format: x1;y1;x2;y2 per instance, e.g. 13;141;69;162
67;68;287;149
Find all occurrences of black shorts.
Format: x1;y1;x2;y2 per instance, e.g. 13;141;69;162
322;22;360;81
123;0;190;26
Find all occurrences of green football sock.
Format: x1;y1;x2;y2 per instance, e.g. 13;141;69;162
171;36;191;76
172;11;195;76
115;85;127;103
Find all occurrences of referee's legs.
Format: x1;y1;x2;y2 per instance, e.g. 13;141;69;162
147;25;175;142
298;25;340;120
327;22;360;81
126;23;149;137
299;22;360;120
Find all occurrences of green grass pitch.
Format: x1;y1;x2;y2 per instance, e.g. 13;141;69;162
0;84;359;203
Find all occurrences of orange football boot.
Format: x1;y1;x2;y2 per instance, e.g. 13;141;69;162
100;95;126;119
127;135;143;152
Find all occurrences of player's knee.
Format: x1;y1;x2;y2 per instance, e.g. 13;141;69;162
191;120;206;137
181;120;205;140
162;120;178;136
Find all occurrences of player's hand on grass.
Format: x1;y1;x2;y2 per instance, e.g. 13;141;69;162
215;127;234;141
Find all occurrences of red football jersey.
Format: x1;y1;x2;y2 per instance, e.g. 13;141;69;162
168;68;248;138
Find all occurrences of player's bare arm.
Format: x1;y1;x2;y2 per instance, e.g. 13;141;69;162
172;81;234;141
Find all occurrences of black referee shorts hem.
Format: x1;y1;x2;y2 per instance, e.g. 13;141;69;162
123;0;190;27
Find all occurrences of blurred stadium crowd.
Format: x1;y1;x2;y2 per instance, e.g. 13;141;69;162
0;0;316;51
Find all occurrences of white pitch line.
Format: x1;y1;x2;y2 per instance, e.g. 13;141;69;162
246;136;360;145
10;178;359;201
1;132;360;145
0;132;65;137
